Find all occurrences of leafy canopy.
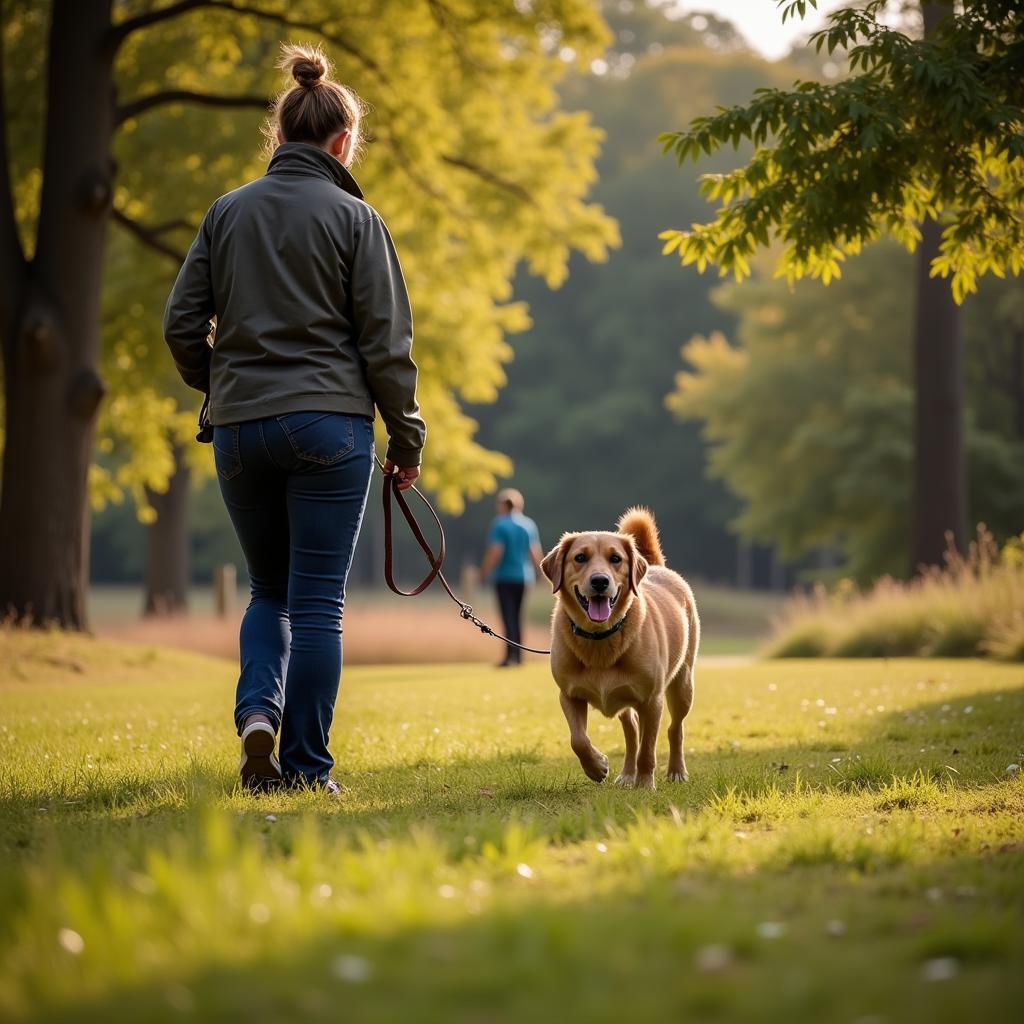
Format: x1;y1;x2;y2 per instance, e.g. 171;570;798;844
667;243;1024;580
658;0;1024;302
465;34;810;579
5;1;620;515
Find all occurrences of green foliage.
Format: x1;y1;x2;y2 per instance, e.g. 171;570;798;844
2;632;1024;1021
658;0;1024;302
458;31;810;579
5;1;621;515
667;242;1024;579
765;527;1024;659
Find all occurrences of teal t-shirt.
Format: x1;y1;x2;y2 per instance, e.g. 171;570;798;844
488;512;540;584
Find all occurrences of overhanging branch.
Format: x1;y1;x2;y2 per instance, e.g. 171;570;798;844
117;90;270;125
112;208;187;264
143;217;197;235
441;156;534;204
108;1;213;50
109;0;384;80
202;2;385;78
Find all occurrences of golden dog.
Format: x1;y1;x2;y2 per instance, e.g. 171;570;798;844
540;508;699;789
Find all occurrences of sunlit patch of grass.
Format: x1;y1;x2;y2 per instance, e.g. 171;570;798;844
0;632;1022;1022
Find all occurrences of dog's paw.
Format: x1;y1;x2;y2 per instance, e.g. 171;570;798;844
581;749;609;783
666;768;689;783
614;771;637;787
635;773;656;791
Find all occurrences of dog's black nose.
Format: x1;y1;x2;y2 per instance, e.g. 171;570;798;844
590;574;610;593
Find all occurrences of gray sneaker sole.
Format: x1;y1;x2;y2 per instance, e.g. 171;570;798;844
240;722;282;790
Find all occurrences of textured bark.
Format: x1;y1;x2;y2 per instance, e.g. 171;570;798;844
909;1;966;573
142;447;191;616
0;1;114;628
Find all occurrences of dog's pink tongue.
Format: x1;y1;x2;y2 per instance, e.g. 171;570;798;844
587;595;612;622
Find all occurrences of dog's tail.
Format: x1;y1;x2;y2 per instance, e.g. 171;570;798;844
617;506;665;566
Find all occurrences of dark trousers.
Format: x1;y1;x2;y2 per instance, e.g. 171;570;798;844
213;411;374;784
495;581;526;663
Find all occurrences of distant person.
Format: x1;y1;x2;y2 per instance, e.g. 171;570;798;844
162;44;425;795
479;489;543;667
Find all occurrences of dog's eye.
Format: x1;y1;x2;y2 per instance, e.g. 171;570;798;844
573;552;588;563
609;553;623;564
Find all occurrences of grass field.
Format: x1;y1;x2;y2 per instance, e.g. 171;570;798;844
1;630;1022;1022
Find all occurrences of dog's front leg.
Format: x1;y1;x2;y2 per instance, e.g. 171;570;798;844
615;708;639;786
635;694;664;790
559;692;608;782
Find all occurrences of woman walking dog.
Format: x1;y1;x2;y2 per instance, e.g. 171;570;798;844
163;44;425;794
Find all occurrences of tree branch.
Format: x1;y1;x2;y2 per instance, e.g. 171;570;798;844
369;133;448;205
209;1;385;77
108;1;213;50
117;90;270;125
440;155;534;205
146;217;197;235
112;208;187;264
110;0;384;80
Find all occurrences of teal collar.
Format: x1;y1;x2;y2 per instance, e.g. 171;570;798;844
570;616;627;641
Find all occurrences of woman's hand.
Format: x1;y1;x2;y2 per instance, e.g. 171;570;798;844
382;459;420;491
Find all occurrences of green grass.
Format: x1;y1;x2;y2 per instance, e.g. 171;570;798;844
1;631;1022;1023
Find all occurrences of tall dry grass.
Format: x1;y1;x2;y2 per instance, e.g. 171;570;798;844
766;527;1024;660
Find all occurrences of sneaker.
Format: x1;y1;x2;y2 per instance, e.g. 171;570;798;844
283;775;345;796
239;713;281;792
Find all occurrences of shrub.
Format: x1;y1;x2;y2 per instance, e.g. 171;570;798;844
766;528;1024;661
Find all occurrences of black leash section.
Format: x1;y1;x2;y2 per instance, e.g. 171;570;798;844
376;456;552;656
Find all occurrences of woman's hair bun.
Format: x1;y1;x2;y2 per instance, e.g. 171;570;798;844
279;42;329;89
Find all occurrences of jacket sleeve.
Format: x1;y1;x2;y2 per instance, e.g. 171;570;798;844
350;212;426;467
162;209;216;393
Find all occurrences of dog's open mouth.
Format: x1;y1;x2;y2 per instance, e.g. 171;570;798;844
575;586;619;624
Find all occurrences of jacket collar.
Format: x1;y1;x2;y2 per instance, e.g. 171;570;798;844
266;141;364;199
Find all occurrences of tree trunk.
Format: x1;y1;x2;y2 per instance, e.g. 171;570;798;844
142;446;191;616
0;1;114;629
1012;327;1024;441
911;219;966;570
910;1;966;573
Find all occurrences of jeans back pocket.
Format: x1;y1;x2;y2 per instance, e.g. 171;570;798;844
278;412;355;466
213;424;243;480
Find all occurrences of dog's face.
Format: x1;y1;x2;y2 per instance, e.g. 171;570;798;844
541;532;648;628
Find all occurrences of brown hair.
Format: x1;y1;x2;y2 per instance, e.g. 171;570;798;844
266;43;367;159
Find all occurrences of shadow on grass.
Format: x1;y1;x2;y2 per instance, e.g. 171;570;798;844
3;686;1021;859
23;844;1024;1024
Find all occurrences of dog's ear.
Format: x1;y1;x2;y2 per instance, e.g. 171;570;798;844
626;538;649;596
540;535;575;593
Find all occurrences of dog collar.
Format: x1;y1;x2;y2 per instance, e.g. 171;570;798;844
570;615;627;641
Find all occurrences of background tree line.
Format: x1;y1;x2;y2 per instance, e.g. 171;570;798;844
44;0;1024;607
1;0;619;625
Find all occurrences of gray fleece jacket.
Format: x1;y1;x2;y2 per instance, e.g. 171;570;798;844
162;141;425;467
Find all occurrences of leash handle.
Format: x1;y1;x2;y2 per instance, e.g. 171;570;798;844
376;456;552;656
381;466;444;597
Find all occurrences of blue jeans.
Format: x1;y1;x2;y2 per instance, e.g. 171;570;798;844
213;411;374;784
